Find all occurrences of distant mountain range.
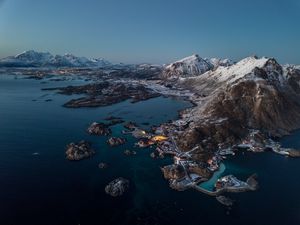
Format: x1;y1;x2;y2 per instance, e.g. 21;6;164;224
0;50;111;68
0;50;234;71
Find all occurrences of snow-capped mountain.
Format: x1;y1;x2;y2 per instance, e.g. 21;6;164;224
0;50;53;67
162;54;235;79
177;55;300;151
162;54;214;79
197;56;284;86
207;57;234;68
0;50;111;68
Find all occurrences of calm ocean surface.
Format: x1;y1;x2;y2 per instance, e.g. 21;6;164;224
0;74;299;225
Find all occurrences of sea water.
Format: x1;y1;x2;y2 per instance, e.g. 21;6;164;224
0;74;300;225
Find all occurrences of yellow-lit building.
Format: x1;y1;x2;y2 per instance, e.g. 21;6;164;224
151;135;168;142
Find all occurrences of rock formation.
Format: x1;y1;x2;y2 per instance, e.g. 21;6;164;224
87;122;112;136
105;177;130;197
107;137;127;147
65;141;95;161
161;164;185;180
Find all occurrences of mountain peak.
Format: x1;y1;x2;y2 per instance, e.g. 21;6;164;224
189;56;284;88
15;50;51;58
163;54;213;79
174;54;204;64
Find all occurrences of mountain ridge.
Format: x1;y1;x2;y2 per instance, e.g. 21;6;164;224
0;50;111;68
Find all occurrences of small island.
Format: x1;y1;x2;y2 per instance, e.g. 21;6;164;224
65;140;95;161
107;137;127;147
87;122;112;136
105;177;130;197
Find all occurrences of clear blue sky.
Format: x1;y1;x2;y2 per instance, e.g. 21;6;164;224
0;0;299;64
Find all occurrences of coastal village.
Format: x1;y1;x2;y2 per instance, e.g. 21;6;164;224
65;113;299;203
65;108;300;203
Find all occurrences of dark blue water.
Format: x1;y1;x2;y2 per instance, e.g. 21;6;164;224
0;74;300;225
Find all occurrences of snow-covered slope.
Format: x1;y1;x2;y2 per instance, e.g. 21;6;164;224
162;54;213;79
0;50;111;68
204;56;272;83
183;56;285;94
207;58;234;68
0;50;53;67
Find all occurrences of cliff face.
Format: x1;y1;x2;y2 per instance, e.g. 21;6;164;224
175;57;300;151
205;79;300;136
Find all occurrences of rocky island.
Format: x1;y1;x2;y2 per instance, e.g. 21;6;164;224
105;177;130;197
107;137;127;147
65;141;95;161
87;122;112;136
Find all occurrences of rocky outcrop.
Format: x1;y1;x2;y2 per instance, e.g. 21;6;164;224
98;162;108;169
107;137;127;147
284;65;300;94
246;174;259;190
161;164;185;180
65;141;95;161
124;149;137;156
123;122;138;131
87;122;112;136
216;195;234;207
106;119;125;126
287;149;300;157
188;163;212;179
105;177;130;197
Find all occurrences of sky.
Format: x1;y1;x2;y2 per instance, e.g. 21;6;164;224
0;0;300;64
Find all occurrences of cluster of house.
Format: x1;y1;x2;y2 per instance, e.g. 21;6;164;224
126;120;252;193
215;175;245;190
237;129;294;157
163;158;210;191
237;129;267;152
